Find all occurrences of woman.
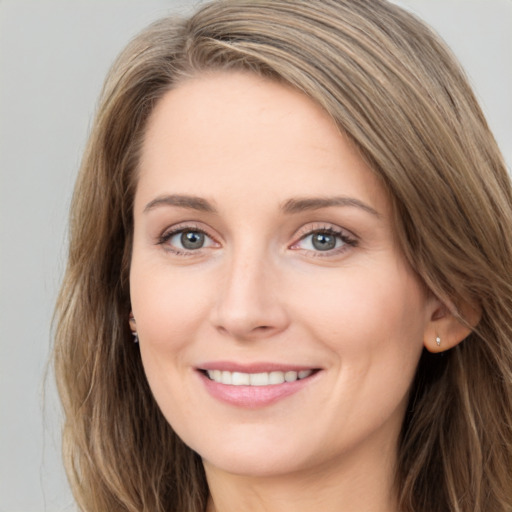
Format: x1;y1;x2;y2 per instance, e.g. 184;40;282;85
54;0;512;511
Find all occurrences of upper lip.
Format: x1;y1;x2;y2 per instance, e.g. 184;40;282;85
197;361;320;373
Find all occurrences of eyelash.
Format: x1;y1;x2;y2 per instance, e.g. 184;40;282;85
157;223;358;257
157;224;218;256
290;224;358;257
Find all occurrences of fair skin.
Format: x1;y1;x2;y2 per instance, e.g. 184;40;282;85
129;72;467;512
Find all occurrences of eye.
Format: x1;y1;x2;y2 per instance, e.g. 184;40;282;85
290;226;357;256
306;231;341;251
158;226;218;254
177;230;206;250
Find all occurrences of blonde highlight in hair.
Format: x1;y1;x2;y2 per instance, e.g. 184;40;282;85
54;1;512;510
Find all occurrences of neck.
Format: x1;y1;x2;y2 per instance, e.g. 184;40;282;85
204;443;399;512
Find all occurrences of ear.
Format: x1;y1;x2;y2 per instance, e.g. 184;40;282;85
423;296;481;353
129;311;137;333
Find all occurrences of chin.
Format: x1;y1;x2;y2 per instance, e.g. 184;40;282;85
201;448;310;479
182;424;327;479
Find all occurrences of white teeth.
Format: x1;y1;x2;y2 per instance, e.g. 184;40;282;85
250;372;270;386
269;371;285;384
231;372;250;385
285;371;297;382
205;369;314;386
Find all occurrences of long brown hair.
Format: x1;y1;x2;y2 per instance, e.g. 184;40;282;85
54;1;512;510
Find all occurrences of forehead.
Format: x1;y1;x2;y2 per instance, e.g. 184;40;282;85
136;71;388;216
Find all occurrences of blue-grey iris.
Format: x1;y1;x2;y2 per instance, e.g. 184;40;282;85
312;232;336;251
181;231;205;249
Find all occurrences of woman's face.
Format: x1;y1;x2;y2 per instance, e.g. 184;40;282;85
130;72;435;478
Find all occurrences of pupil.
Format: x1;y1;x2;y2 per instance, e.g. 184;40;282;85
181;231;205;249
312;232;336;251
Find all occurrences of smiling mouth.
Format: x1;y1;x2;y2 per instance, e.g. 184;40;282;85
201;369;318;386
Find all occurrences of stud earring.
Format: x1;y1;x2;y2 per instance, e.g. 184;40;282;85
435;335;441;347
132;331;139;344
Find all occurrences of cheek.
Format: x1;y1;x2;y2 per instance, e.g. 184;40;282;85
294;259;427;363
129;263;211;429
129;260;214;408
294;263;427;440
130;261;210;343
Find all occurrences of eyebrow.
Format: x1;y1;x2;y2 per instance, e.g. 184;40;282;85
282;196;380;217
143;193;380;217
144;194;217;213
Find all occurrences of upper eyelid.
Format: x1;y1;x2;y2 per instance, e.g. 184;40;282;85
288;223;358;253
157;223;219;248
160;222;213;238
292;222;356;240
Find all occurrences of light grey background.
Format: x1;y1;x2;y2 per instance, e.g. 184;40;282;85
0;1;510;511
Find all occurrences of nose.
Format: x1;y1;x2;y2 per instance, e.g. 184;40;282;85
210;250;290;340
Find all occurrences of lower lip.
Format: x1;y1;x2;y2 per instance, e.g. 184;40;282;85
198;371;319;408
